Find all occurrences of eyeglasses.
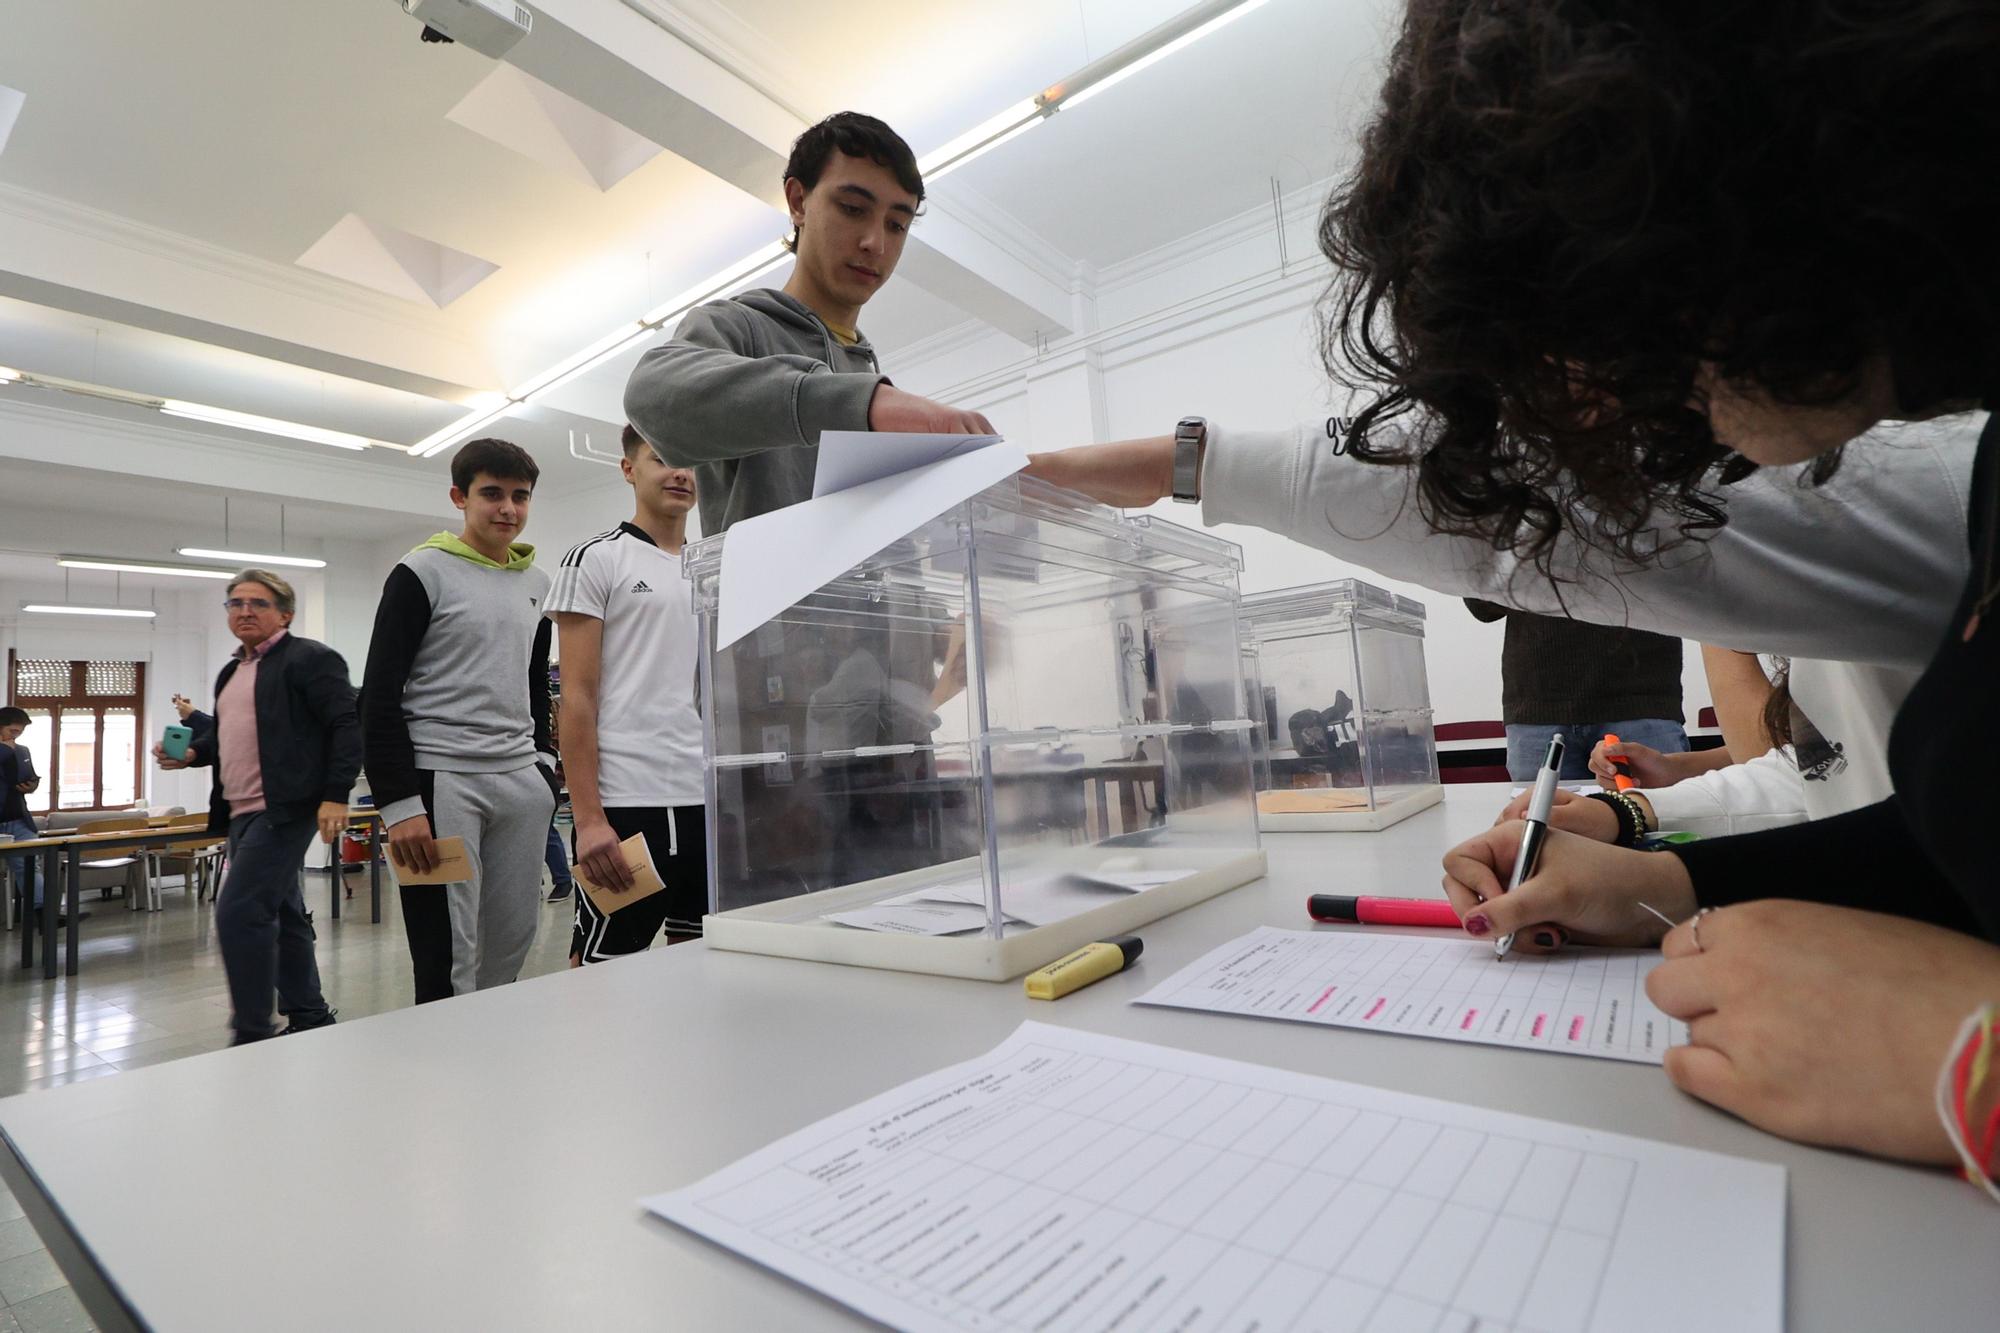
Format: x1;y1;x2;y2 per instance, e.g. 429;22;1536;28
223;598;276;612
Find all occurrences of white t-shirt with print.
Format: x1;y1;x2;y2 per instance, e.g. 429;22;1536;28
545;523;703;807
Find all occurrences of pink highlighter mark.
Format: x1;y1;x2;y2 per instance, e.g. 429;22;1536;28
1363;997;1387;1021
1568;1017;1586;1041
1532;1014;1548;1037
1460;1009;1479;1030
1307;986;1338;1015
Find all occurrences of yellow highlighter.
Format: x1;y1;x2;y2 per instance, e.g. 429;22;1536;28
1025;937;1144;1000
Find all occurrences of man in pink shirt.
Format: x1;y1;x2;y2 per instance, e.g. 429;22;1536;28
157;571;359;1044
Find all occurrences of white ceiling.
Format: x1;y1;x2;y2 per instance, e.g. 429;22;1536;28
0;0;1392;516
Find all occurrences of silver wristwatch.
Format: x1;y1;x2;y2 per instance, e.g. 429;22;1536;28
1171;416;1207;503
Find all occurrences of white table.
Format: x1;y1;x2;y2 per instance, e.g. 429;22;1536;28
0;788;1993;1331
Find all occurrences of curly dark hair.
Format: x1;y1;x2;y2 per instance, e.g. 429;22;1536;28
1320;0;2000;567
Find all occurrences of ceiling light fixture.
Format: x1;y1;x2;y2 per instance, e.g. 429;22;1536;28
406;0;1270;461
175;547;328;570
0;365;407;453
22;604;157;619
1042;0;1272;113
159;400;377;452
58;557;236;581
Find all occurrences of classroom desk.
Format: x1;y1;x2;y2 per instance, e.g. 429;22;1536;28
0;787;1993;1331
5;826;221;980
331;807;385;925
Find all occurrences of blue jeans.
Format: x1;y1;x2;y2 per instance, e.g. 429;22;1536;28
1505;719;1689;783
3;816;37;910
544;818;572;893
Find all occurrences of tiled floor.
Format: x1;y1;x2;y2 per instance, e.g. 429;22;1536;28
0;864;577;1328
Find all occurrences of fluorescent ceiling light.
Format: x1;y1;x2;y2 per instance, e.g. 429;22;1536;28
59;557;235;581
176;547;327;569
0;364;403;453
160;400;376;452
919;98;1049;180
405;0;1267;462
1046;0;1272;112
22;604;157;619
410;401;515;459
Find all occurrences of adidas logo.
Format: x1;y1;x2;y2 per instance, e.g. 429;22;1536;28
631;580;653;594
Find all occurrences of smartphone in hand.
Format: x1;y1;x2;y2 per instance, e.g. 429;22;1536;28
161;724;193;762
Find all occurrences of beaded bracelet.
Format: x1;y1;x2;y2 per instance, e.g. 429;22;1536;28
1585;789;1651;848
1935;1004;2000;1203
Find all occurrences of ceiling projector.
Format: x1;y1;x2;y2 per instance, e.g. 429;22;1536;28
401;0;532;59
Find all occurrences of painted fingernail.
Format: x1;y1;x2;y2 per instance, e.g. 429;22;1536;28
1534;930;1558;948
1465;915;1492;937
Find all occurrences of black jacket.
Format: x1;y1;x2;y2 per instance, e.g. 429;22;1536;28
186;634;361;834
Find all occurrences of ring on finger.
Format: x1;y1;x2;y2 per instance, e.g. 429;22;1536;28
1689;906;1716;954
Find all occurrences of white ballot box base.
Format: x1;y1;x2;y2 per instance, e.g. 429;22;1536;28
703;848;1266;981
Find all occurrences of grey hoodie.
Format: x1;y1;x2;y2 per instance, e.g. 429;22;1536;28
623;288;886;533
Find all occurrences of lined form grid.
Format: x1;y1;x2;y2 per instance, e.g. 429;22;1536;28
1137;928;1687;1065
662;1035;1652;1333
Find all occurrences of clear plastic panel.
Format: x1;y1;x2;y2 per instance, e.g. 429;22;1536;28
689;478;1259;935
1241;579;1440;814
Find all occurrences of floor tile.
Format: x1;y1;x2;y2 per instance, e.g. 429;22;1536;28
0;1220;41;1265
7;1286;93;1333
0;1249;64;1306
0;1194;24;1225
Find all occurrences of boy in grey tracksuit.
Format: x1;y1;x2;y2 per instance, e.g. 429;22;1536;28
622;111;993;532
363;439;558;1003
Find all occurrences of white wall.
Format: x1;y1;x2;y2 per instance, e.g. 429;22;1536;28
889;188;1712;730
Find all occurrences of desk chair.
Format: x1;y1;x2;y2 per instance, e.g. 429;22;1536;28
141;814;220;912
74;817;150;908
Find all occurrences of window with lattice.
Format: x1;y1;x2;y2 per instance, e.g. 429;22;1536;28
13;660;70;697
6;654;146;813
85;661;139;696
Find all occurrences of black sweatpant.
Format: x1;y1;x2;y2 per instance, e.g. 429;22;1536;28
573;805;707;964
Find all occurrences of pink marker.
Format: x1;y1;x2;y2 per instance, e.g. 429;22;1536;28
1308;896;1462;928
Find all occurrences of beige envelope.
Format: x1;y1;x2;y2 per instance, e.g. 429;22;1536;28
393;836;472;885
574;833;667;916
1257;789;1373;814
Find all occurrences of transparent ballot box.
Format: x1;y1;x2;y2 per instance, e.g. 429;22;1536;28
1240;579;1443;831
684;476;1266;981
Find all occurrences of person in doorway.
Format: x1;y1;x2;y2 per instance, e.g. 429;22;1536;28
624;111;994;531
154;571;353;1043
362;438;558;1003
548;426;708;963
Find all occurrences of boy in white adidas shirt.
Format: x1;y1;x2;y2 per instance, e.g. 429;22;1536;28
546;426;707;963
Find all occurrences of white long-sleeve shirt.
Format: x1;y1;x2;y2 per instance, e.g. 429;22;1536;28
1640;749;1806;837
1200;414;1976;669
1196;411;1977;822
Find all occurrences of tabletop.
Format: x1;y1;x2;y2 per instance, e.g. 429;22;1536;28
0;787;1993;1331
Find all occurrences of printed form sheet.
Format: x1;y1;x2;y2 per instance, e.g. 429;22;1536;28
1138;927;1686;1064
644;1022;1784;1333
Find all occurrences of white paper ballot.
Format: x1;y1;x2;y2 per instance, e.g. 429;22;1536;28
716;431;1027;651
811;429;1004;497
1137;926;1687;1064
643;1022;1786;1333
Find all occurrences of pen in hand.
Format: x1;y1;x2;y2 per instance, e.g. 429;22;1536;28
1495;733;1563;960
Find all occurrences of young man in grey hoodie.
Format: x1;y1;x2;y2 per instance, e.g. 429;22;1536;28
623;111;994;532
363;438;559;1003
